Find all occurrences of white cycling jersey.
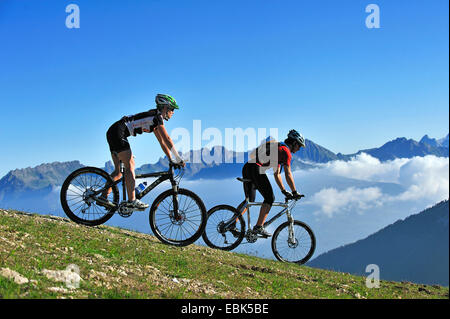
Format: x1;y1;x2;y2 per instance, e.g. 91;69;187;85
122;109;164;136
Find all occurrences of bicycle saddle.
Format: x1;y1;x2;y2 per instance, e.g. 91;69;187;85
236;177;252;183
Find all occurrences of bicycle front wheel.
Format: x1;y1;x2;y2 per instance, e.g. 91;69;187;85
149;188;207;247
202;205;245;251
271;220;316;265
60;167;119;226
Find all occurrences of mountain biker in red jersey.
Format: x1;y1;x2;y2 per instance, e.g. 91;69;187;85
102;94;185;211
242;129;305;237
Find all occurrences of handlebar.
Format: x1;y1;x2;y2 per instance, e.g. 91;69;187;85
284;194;305;203
169;161;185;170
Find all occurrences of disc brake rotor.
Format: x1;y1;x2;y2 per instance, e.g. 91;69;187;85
288;238;299;248
170;210;186;225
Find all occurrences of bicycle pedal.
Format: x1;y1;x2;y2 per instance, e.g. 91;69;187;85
251;230;271;238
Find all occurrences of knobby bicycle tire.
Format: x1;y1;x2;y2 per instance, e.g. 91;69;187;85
202;205;246;251
271;220;316;265
149;188;207;247
60;167;119;226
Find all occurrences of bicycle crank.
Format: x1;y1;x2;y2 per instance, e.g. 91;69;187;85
245;230;258;243
118;202;133;218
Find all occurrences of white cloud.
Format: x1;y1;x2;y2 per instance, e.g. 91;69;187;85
171;153;448;220
309;187;383;218
391;155;449;202
314;153;409;183
302;154;449;217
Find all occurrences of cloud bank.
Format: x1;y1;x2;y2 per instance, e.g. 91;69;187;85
304;154;449;217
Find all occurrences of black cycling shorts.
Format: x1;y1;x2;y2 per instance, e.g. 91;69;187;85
106;119;131;154
242;162;275;206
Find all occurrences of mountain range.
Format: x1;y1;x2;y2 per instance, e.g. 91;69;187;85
307;200;449;286
338;136;449;161
420;133;449;148
0;134;448;202
135;134;449;179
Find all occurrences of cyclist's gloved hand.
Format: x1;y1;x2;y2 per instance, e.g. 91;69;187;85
292;190;304;200
177;159;186;168
282;189;293;199
170;159;185;169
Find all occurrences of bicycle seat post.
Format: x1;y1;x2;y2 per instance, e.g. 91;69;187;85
246;197;251;230
119;160;126;201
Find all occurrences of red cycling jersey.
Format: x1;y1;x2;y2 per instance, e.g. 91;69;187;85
277;144;292;168
255;142;292;169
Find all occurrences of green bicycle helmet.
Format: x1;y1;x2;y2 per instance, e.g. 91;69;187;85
155;94;179;110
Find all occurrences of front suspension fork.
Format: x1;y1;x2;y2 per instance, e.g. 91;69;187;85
120;161;126;201
171;182;180;217
287;211;295;242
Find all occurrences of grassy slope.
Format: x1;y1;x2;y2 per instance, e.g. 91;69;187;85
0;209;448;299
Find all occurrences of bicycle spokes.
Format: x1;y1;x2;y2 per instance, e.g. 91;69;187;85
60;167;119;226
65;173;115;220
151;190;205;245
272;221;316;264
202;205;245;251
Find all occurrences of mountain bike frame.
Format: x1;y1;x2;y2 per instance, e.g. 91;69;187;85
223;196;298;241
238;199;296;229
118;161;179;201
94;162;181;213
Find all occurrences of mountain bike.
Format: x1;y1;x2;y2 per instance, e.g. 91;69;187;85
202;177;316;264
60;161;207;247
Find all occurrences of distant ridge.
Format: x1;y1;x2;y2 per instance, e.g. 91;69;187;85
307;200;449;286
135;140;329;179
344;137;449;161
0;161;84;201
420;135;440;148
438;134;449;148
0;134;447;202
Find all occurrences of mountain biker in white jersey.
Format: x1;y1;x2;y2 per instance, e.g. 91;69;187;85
102;94;185;211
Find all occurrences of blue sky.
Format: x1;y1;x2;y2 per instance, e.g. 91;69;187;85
0;0;448;177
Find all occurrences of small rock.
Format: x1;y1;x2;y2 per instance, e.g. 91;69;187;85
418;287;431;294
172;278;180;284
117;270;127;276
48;287;70;294
432;285;441;289
93;254;106;260
0;268;29;285
42;266;82;289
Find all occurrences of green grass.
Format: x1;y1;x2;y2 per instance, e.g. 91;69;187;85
0;209;448;299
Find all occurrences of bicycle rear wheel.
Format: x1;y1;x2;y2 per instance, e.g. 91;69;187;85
202;205;245;251
60;167;119;226
271;220;316;265
149;188;207;246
